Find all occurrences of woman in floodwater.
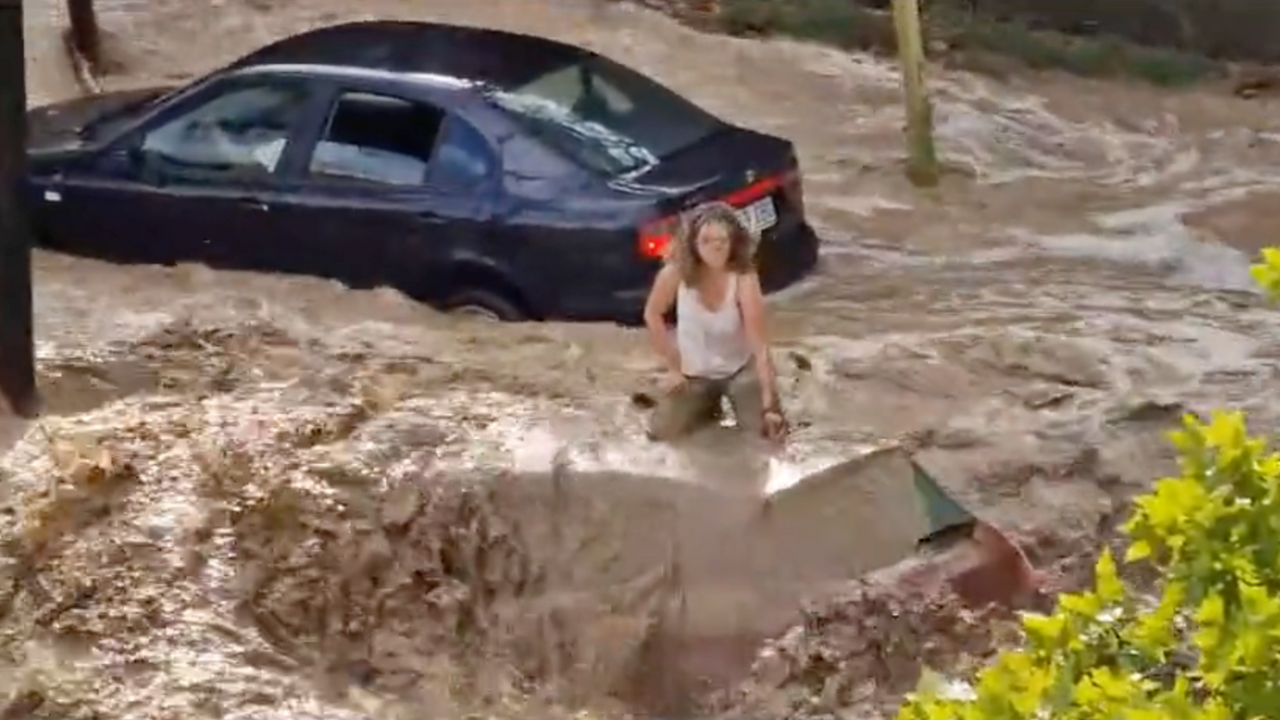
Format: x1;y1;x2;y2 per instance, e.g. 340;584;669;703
642;201;787;442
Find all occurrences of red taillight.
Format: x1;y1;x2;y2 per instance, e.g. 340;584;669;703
638;216;677;260
722;175;783;207
636;169;799;260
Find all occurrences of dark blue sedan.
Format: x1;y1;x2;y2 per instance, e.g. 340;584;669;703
24;20;820;323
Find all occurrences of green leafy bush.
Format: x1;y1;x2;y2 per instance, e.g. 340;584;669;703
713;0;1222;87
718;0;897;54
897;250;1280;719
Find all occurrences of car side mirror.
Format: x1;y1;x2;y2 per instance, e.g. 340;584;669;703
97;140;159;182
96;141;140;173
126;145;148;172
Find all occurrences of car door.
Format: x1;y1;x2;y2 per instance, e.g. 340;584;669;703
256;89;499;296
40;75;323;268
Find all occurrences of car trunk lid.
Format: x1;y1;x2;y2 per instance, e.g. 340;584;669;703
612;125;807;264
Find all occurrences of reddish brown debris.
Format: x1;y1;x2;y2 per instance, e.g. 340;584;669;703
951;520;1046;609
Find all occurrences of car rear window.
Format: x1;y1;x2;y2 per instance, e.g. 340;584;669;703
484;55;722;177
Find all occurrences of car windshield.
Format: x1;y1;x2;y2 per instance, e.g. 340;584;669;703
484;55;721;177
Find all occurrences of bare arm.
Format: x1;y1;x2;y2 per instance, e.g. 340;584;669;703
738;271;778;409
643;265;683;374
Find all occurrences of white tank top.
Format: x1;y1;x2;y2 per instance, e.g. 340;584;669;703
676;273;753;379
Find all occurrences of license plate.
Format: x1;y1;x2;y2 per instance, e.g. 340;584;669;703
736;196;778;235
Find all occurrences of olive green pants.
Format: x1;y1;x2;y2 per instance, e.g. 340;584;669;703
647;359;765;441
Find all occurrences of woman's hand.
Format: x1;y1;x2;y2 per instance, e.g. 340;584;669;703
661;370;687;394
761;406;789;444
739;271;781;424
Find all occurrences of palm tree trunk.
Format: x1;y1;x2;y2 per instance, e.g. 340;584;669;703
65;0;101;71
0;0;39;418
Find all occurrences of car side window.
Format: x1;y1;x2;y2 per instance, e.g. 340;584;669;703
309;93;442;186
138;81;312;182
425;115;495;187
307;92;494;188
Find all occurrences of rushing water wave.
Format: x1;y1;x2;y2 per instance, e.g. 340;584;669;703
8;0;1280;717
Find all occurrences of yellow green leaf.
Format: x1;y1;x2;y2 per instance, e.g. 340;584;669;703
1059;591;1103;618
1196;593;1225;626
1094;548;1124;604
1124;539;1152;562
1022;612;1067;650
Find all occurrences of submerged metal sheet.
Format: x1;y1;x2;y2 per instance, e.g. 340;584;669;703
758;446;975;583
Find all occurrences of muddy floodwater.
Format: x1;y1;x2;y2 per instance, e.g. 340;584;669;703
7;0;1280;718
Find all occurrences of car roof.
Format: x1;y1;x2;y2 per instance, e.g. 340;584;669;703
227;20;593;90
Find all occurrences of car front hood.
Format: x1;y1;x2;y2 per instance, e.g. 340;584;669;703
26;85;175;152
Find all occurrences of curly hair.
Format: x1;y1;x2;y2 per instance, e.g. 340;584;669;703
664;201;756;285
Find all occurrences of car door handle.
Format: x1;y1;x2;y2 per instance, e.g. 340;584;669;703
235;196;271;212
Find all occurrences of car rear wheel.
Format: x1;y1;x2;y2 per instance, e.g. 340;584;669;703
443;287;527;322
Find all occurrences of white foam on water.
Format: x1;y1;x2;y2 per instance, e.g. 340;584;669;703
798;57;1196;187
1007;198;1259;292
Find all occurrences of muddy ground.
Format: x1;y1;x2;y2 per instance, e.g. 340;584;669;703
7;0;1280;718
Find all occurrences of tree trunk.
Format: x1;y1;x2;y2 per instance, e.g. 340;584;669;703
892;0;940;187
65;0;101;71
0;0;39;417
